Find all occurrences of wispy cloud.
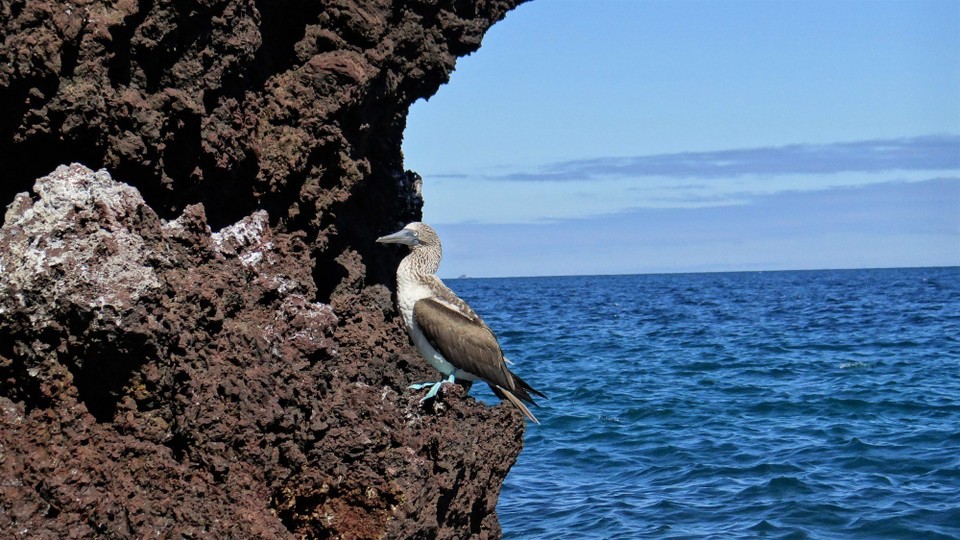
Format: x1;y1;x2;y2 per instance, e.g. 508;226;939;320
434;177;960;277
427;173;471;179
421;135;960;225
481;135;960;182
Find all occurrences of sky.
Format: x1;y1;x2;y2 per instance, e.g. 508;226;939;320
401;0;960;278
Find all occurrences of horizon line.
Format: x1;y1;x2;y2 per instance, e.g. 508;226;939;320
442;264;959;281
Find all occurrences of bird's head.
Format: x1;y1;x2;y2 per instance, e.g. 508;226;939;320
376;222;441;251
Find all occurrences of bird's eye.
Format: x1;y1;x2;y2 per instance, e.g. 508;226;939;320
412;231;419;237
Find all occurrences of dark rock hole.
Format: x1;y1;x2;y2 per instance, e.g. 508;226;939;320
69;338;150;424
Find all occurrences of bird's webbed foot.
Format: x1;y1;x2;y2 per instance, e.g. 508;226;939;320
409;374;456;403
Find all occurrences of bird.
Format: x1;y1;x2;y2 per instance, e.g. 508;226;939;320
377;222;545;423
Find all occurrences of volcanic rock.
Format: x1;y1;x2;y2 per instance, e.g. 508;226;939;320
0;1;529;538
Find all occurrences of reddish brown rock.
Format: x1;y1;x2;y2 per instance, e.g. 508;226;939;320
0;0;530;537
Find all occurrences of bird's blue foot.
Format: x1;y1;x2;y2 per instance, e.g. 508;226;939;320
409;374;456;403
420;380;445;402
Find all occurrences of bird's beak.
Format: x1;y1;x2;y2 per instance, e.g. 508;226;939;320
376;228;418;246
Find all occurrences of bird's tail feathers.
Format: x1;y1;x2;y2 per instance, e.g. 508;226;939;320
492;385;540;424
511;372;547;402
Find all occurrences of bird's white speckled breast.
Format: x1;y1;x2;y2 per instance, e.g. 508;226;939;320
396;270;430;327
395;266;462;378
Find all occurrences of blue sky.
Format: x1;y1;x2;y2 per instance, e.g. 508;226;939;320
402;0;960;278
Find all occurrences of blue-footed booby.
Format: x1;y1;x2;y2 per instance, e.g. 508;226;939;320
377;222;546;423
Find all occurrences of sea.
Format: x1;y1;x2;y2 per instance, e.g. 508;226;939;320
446;267;960;540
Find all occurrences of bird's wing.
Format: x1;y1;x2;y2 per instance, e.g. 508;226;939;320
413;297;516;391
423;275;486;325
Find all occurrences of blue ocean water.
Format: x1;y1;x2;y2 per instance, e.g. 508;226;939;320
447;267;960;540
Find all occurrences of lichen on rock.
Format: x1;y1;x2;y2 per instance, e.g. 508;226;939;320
1;164;161;316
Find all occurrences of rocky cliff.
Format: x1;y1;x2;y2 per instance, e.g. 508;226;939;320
0;1;528;538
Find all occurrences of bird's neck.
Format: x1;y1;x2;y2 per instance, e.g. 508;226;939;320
399;246;441;277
